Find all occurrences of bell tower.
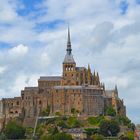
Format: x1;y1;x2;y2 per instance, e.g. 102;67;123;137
62;27;77;85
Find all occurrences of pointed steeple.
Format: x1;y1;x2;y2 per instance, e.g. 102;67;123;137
67;26;72;55
87;64;91;84
63;27;75;64
97;72;100;85
115;85;118;93
88;64;91;71
93;70;96;77
103;83;105;90
97;72;99;80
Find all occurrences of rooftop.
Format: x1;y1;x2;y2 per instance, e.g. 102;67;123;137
38;76;62;81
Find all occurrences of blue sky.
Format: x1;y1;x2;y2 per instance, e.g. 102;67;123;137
0;0;140;124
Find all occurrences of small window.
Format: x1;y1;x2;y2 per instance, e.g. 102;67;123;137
39;100;42;105
17;101;19;105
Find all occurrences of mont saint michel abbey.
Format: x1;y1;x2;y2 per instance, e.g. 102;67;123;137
0;28;126;128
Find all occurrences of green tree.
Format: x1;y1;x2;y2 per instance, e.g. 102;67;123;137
71;108;76;114
41;105;50;116
88;116;105;126
85;128;100;137
25;127;33;138
117;116;131;126
67;117;82;128
0;133;7;140
128;123;135;131
91;134;104;140
57;120;68;128
5;120;25;139
99;120;120;137
106;106;116;116
55;111;62;116
40;132;73;140
126;131;134;140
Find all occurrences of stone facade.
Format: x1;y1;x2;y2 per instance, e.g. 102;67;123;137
0;29;126;128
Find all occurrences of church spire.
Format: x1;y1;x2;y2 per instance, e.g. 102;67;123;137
63;27;75;64
67;27;72;55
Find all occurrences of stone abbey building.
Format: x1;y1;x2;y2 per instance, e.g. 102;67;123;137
0;28;126;128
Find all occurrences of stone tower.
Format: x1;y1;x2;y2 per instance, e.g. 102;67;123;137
62;27;77;85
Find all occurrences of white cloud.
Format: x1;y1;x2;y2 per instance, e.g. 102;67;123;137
9;44;28;58
40;52;50;68
0;0;18;23
103;76;129;89
0;66;7;74
10;73;39;96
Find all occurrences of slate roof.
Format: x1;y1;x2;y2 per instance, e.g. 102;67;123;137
63;53;75;63
24;87;38;91
76;67;86;71
38;76;62;81
54;85;82;90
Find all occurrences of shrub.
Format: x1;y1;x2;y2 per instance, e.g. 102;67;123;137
67;117;82;128
40;132;73;140
91;134;104;140
106;106;116;116
126;131;134;140
85;128;100;137
5;120;26;139
40;106;50;116
88;116;105;126
0;133;7;140
99;120;120;137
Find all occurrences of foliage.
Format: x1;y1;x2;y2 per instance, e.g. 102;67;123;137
57;120;68;128
128;123;135;131
117;116;131;126
40;105;50;116
91;134;104;140
36;123;46;136
67;117;82;128
71;108;80;116
106;106;116;116
85;128;100;137
88;116;105;126
0;133;7;140
119;135;129;140
25;127;33;138
55;111;62;116
47;126;59;135
5;120;26;139
99;120;120;137
125;131;134;140
40;132;73;140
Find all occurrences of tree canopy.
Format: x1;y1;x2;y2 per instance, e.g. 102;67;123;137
5;120;25;139
41;132;73;140
99;120;120;137
106;106;116;116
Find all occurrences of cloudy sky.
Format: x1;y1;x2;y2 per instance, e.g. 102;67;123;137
0;0;140;123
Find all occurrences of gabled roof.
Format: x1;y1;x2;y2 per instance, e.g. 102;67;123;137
38;76;62;81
